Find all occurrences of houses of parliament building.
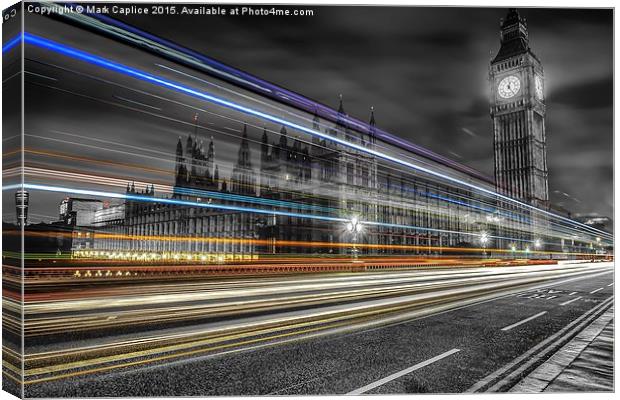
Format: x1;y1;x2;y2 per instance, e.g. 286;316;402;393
75;9;561;260
82;93;486;260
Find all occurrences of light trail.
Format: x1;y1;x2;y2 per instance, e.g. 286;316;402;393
20;166;337;214
21;263;607;316
46;231;606;256
4;262;611;385
18;151;599;243
53;6;494;182
2;34;20;53
23;73;462;220
15;164;567;242
26;59;499;219
21;62;608;242
18;32;612;241
4;182;580;246
5;181;348;222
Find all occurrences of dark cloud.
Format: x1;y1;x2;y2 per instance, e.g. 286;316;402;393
525;7;613;27
415;31;473;47
458;96;490;119
548;76;613;110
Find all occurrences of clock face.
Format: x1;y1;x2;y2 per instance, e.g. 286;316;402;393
535;75;544;100
498;75;521;99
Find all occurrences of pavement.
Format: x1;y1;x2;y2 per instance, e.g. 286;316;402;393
510;305;614;393
20;262;614;397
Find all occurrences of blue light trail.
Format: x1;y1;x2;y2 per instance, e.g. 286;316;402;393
5;183;347;224
62;6;491;182
4;183;538;244
13;32;612;241
2;35;21;54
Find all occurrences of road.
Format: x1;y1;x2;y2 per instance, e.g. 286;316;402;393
14;261;614;396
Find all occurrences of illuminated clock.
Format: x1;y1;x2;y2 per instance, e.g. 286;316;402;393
534;75;544;100
498;75;521;99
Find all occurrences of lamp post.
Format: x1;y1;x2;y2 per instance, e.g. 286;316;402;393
347;217;362;259
479;231;489;258
534;239;542;259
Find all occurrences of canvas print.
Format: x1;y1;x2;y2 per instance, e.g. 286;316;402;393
1;1;614;397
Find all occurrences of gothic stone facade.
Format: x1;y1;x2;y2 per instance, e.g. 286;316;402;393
92;97;481;258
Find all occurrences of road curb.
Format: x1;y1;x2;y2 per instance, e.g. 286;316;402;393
509;306;614;392
467;295;614;392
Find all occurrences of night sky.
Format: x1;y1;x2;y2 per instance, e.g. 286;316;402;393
109;5;613;219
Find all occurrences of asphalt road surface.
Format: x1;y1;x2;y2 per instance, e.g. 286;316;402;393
18;261;614;397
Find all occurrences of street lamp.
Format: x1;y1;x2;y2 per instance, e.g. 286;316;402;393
479;231;489;258
534;239;542;249
347;217;363;259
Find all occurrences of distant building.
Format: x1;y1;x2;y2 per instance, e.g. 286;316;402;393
78;99;490;261
59;197;103;227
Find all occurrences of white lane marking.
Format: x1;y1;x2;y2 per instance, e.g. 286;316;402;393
508;307;615;393
468;296;614;393
501;311;547;332
560;296;582;306
607;283;614;287
65;268;612;380
590;287;604;294
346;348;461;395
568;291;577;295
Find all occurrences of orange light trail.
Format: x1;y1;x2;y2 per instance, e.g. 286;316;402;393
12;230;610;258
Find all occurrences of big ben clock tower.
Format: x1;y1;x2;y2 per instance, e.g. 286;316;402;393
490;9;549;210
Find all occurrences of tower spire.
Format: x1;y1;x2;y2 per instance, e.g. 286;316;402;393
261;127;270;164
368;106;376;145
336;94;347;131
279;125;288;149
176;136;183;155
494;8;530;63
208;136;214;158
237;124;252;169
192;113;200;143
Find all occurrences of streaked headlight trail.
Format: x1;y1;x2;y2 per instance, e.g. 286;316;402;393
7;32;610;241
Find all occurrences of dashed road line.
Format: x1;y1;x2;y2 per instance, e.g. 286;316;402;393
559;297;581;306
568;292;577;296
590;288;604;294
346;348;461;394
509;307;614;393
607;283;613;287
467;296;613;393
501;312;547;332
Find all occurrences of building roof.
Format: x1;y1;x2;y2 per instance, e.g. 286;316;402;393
492;8;540;64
